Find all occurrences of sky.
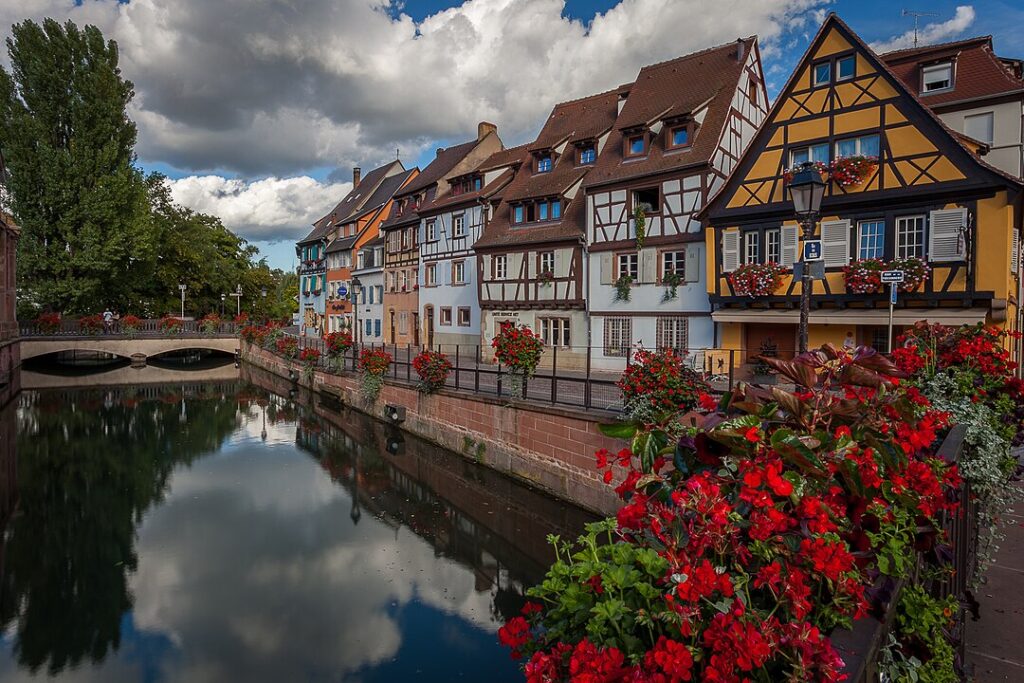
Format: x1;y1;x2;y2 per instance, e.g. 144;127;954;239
2;0;1022;270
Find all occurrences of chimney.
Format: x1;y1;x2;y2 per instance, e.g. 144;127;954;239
477;121;497;141
352;167;361;188
736;38;746;62
436;147;444;157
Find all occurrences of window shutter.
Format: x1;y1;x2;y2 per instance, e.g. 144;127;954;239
821;220;851;267
928;208;967;262
684;245;700;283
722;230;740;273
600;253;613;284
640;249;657;284
1012;229;1020;274
780;225;799;268
554;250;564;276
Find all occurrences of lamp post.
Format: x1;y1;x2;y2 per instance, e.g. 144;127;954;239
787;162;827;354
228;283;243;317
178;284;187;319
350;276;362;347
220;293;226;317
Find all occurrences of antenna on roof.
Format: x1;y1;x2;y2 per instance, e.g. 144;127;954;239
396;148;400;160
901;9;939;48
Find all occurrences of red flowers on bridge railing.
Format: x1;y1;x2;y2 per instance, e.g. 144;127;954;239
121;315;143;338
78;315;104;335
158;316;182;334
34;312;61;335
412;349;453;394
199;313;221;336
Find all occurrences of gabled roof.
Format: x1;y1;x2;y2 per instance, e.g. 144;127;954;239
325;235;358;253
422;167;516;214
881;35;1024;108
299;160;405;244
585;37;757;188
398;139;479;196
527;84;631;152
477;143;530;173
347;168;417;222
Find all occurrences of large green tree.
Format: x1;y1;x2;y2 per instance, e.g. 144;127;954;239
0;19;152;314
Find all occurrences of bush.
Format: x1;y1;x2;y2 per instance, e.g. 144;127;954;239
324;331;354;371
275;336;298;359
121;314;143;338
412;350;452;394
199;313;221;335
358;348;392;401
78;315;104;335
34;312;61;335
158;316;182;334
617;348;706;423
299;347;321;382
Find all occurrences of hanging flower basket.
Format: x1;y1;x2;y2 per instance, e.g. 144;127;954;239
842;258;885;294
831;155;878;187
782;161;829;185
538;270;555;287
890;256;930;292
728;262;787;297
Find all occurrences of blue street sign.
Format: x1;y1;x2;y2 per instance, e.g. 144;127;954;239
338;285;348;298
803;240;823;261
890;284;898;304
880;270;905;284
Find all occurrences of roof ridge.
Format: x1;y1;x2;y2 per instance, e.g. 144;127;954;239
549;82;632;108
880;35;992;58
633;35;755;73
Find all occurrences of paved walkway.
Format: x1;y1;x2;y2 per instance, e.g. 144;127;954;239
966;477;1024;681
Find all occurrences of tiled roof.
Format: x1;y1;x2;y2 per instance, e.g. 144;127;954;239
422;167;516;214
881;36;1024;107
477;143;530;172
527;84;631;152
475;189;587;249
380;185;436;231
299;160;405;243
348;168;417;221
585;37;756;188
398;139;480;196
325;235;358;253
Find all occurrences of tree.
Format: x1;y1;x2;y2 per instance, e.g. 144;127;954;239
0;19;151;314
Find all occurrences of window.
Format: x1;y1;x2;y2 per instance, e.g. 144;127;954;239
858;220;885;259
401;270;409;291
452;260;466;284
896;215;926;259
813;61;831;86
401;229;410;249
669;125;690;148
537;155;553;173
538;201;549;221
921;62;952;93
656;317;688;353
633;187;660;213
837;55;855;81
439;307;452;326
474;176;482;190
374;319;381;338
579;145;596;165
540;251;555;274
743;231;759;265
368;286;376;304
365;318;372;337
494;255;507;280
398;311;408;334
541;318;571;347
452;214;465;237
790;142;830;166
661;250;686;280
836;134;880;158
627;135;645;156
388;272;397;292
765;229;781;264
457;307;471;327
964;112;994;144
603;317;632;357
617;252;638;280
551;200;561;219
426;219;437;241
425;263;437;286
513;205;524;223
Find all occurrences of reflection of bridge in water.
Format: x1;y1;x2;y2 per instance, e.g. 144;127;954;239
20;361;241;389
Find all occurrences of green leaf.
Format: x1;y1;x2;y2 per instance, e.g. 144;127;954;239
598;421;638;440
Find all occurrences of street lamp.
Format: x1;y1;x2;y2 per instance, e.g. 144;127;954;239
228;283;243;317
261;286;268;324
178;284;187;319
220;293;226;316
787;162;827;354
350;276;362;347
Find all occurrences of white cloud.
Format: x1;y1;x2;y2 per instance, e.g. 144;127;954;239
870;6;976;53
166;175;351;243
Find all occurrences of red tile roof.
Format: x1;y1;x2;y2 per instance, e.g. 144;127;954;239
300;160;406;244
881;36;1024;107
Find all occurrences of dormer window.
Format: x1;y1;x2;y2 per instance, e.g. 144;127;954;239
813;61;831;87
668;124;691;149
626;134;646;157
512;198;561;224
537;155;553;173
921;62;953;93
579;145;596;165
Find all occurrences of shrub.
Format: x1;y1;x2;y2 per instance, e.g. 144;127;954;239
324;330;354;356
617;348;705;423
199;313;221;335
412;349;452;394
121;314;143;338
159;316;182;334
234;312;249;325
299;347;321;383
78;315;104;335
358;348;392;401
728;262;786;297
275;336;298;359
34;312;61;335
492;321;544;398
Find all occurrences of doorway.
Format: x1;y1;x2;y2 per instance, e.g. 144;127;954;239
389;310;396;344
412;312;420;347
424;306;434;348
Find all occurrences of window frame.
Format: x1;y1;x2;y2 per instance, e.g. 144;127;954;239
812;61;831;87
789;142;830;167
921;62;953;94
743;230;760;265
540;317;571;348
513;205;524;224
536;154;553;173
667;123;692;150
836;54;856;81
439;307;452;326
452;259;466;285
617;252;639;280
625;133;646;158
539;251;555;275
857;219;886;260
964;111;994;145
835;133;880;159
895;214;926;260
457;307;471;327
656;316;688;354
603;317;632;358
579;144;596;165
660;249;686;283
632;186;661;214
765;228;781;264
426;219;437;242
452;213;466;237
493;254;508;280
425;263;437;287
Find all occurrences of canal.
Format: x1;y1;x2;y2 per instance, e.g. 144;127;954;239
0;365;595;681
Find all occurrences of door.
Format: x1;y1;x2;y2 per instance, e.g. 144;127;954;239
389;310;396;344
413;312;420;347
744;323;796;363
425;306;435;348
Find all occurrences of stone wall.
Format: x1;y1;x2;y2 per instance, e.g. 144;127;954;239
0;339;20;410
242;341;622;514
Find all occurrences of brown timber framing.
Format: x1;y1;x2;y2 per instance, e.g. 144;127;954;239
476;239;586;310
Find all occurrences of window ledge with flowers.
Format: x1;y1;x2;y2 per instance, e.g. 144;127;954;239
728;262;787;297
843;257;929;294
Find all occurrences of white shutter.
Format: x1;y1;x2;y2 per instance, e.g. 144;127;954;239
441;261;451;285
640;249;657;283
821;219;851;267
928;208;967;262
1012;229;1020;274
600;253;613;284
684;244;701;283
554;250;564;276
780;225;799;268
722;230;740;273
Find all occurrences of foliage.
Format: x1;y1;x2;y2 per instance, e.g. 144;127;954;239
358;348;392;402
617;348;706;424
299;347;321;383
234;313;249;325
782;161;829;185
120;314;142;338
412;350;453;394
843;258;885;294
879;586;958;683
199;313;221;336
728;262;786;297
660;270;682;302
538;269;555;287
613;275;633;303
158;315;182;334
889;257;930;292
504;344;969;681
33;312;61;335
753;338;779;377
275;336;298;359
633;206;646;249
492;321;544;398
830;155;878;187
78;315;103;335
324;331;354;357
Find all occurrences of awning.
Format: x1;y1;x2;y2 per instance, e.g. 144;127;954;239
711;308;989;326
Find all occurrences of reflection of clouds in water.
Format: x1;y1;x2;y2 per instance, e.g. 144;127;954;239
226;403;297;449
118;442;499;682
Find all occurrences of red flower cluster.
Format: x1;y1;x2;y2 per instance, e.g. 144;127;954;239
120;314;142;329
34;312;61;334
617;348;706;417
412;349;453;393
78;314;104;334
492;321;544;376
728;262;787;298
830;155;878;187
324;330;354;357
275;336;298;358
158;315;183;333
298;347;321;365
842;258;885;294
358;348;392;376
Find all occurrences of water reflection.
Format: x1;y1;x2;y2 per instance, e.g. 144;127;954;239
0;377;593;681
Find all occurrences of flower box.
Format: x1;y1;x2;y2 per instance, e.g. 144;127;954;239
728;262;787;297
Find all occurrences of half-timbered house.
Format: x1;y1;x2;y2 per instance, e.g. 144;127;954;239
418;144;521;348
475;89;629;367
351;237;386;344
380;123;502;346
584;38;767;369
703;14;1023;370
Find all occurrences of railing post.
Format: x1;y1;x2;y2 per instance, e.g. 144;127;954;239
406;344;411;381
551;343;557;404
585;345;592;410
475;345;481;393
454;345;460;390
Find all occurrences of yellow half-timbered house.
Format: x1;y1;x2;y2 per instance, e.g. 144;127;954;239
703;14;1023;368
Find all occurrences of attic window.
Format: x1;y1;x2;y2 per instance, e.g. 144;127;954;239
837;55;856;81
921;62;953;93
813;61;831;87
668;124;690;149
626;134;646;157
536;155;553;173
579;145;596;165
